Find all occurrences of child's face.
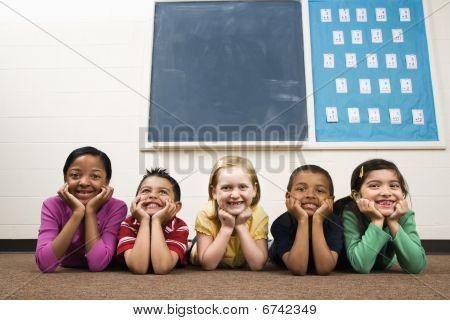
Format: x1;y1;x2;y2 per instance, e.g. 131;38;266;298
355;169;404;217
64;155;108;205
137;176;177;216
288;171;332;216
212;166;256;216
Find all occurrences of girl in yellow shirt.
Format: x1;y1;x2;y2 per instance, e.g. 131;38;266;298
190;156;268;270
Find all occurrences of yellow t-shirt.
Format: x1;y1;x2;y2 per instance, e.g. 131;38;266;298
190;201;269;268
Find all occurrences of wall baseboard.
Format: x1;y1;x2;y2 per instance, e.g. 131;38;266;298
0;239;449;254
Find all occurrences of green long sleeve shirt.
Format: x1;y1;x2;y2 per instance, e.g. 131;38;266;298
342;209;426;274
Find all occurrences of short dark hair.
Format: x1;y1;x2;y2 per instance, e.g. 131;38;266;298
136;168;181;201
63;146;112;182
350;158;408;196
287;164;334;196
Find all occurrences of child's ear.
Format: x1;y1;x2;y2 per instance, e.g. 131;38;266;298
210;185;217;200
175;201;182;213
251;183;257;198
285;191;290;200
351;190;360;200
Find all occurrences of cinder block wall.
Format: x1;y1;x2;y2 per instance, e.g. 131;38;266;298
0;0;448;239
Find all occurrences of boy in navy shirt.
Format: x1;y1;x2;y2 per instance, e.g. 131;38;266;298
269;165;343;275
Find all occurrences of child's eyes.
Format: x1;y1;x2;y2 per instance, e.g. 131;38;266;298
159;190;168;195
316;188;326;193
239;184;249;190
91;175;100;180
390;183;401;189
221;186;232;191
368;184;380;189
69;173;79;179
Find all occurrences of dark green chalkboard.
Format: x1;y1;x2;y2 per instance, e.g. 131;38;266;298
149;1;307;142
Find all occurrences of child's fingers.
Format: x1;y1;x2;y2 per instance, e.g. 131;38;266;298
105;186;114;199
57;185;66;199
399;199;408;211
57;184;65;195
218;209;233;222
368;201;378;212
356;198;371;214
167;200;177;216
217;199;227;211
285;194;296;210
60;184;72;201
326;197;334;208
61;183;70;199
100;186;108;197
131;195;141;211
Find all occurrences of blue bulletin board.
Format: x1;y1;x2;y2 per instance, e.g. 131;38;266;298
309;0;438;142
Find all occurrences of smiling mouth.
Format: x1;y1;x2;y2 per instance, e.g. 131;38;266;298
302;203;318;211
376;200;395;207
143;202;163;210
75;190;94;199
227;201;245;207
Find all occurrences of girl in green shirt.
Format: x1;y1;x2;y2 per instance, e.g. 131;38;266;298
335;159;426;274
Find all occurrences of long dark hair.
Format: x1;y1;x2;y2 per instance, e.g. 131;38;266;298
335;159;409;229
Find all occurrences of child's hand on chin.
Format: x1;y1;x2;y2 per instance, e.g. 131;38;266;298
57;183;85;214
387;199;409;222
285;193;308;221
218;209;235;230
131;195;149;222
313;198;334;222
86;186;114;212
235;208;252;226
355;198;384;223
152;199;177;226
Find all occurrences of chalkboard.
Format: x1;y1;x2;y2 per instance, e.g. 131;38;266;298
149;1;307;142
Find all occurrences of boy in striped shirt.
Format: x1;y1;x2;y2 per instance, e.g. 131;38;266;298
117;168;189;274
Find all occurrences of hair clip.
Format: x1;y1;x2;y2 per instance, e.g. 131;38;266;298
359;166;364;178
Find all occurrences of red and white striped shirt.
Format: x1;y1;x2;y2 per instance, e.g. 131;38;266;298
117;216;189;266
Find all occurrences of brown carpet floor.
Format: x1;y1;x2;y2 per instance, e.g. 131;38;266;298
0;253;448;300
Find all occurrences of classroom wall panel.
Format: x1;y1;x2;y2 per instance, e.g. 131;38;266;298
0;0;449;241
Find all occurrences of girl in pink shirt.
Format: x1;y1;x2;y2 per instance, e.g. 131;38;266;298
35;146;127;272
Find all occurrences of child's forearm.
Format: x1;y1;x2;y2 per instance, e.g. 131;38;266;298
235;225;267;271
199;227;233;270
311;218;337;275
283;218;309;275
150;221;178;274
84;207;100;252
386;220;400;238
391;214;426;274
51;208;84;259
125;217;151;274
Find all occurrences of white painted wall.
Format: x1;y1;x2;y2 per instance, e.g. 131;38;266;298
0;0;449;240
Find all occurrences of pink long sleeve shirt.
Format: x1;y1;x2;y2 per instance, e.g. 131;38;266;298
35;195;127;273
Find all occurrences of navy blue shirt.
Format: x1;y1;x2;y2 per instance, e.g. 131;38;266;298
269;211;343;272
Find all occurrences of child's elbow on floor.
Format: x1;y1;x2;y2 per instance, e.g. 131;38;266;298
129;266;148;275
315;268;332;276
248;263;265;271
289;267;307;276
153;266;172;275
201;264;217;271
